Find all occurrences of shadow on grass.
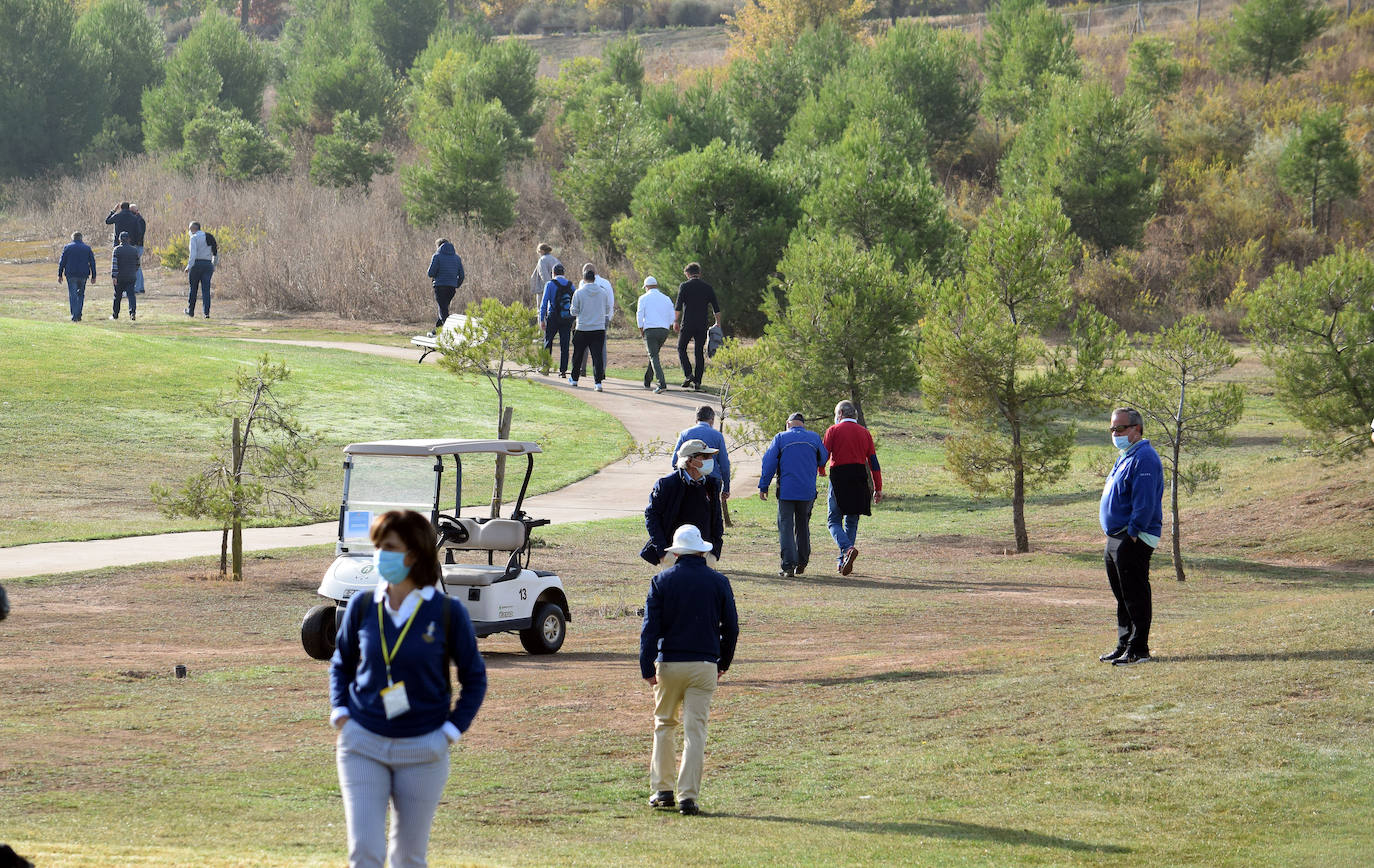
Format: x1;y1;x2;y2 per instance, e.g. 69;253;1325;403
733;668;971;688
708;813;1130;854
1062;550;1374;585
1169;648;1374;663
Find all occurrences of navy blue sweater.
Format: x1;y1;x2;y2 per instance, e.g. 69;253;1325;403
330;590;487;738
427;242;465;289
640;555;739;678
105;208;141;244
58;240;97;280
111;243;140;283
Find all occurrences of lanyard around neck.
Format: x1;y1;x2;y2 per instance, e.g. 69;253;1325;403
378;598;421;685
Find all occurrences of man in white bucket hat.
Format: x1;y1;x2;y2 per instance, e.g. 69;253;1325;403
639;524;739;816
642;439;725;566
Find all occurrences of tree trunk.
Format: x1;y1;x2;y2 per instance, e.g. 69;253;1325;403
219;527;229;577
1171;440;1185;582
1011;423;1028;553
490;405;513;518
448;0;455;20
239;0;250;29
232;417;244;581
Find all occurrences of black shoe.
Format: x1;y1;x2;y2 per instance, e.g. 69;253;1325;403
129;312;135;321
1113;652;1152;667
1099;647;1126;663
778;568;794;578
649;791;675;808
794;564;805;575
678;798;699;815
681;378;693;388
644;371;653;388
203;313;210;319
109;314;118;320
185;309;193;316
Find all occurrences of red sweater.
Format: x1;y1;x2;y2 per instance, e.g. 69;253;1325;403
822;420;882;492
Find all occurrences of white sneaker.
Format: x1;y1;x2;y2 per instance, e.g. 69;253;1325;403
593;383;604;392
567;378;577;387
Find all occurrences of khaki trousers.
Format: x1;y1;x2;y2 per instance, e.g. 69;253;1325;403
650;660;718;801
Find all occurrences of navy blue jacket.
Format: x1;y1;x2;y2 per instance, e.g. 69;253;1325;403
640;554;739;678
111;243;140;283
427;242;465;289
105;208;140;244
58;240;97;281
644;470;723;563
131;213;146;246
330;590;487;738
1099;439;1164;539
758;425;829;501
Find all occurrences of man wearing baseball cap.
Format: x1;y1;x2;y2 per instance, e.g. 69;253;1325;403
642;439;725;566
639;523;739;816
758;412;829;577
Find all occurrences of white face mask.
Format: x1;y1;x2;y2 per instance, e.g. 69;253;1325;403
1112;434;1131;450
696;457;715;477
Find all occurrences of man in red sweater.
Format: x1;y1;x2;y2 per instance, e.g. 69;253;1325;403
822;400;883;575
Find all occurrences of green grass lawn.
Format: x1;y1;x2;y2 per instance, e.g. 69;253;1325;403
0;317;630;546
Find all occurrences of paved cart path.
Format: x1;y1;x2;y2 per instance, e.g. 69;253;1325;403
1;343;759;580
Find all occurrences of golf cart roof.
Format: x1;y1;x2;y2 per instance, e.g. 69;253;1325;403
344;439;543;457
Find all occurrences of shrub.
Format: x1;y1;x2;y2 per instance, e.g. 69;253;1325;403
668;0;711;27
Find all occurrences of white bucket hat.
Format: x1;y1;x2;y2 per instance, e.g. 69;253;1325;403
666;524;713;556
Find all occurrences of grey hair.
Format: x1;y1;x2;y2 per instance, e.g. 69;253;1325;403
835;400;857;420
1113;407;1144;431
695;405;715;422
71;231;82;241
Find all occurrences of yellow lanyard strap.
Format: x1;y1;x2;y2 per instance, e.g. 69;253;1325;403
378;599;421;685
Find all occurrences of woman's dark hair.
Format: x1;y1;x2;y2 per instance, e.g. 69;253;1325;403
370;510;441;587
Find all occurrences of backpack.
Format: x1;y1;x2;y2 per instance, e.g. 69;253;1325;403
553;278;574;323
203;231;219;258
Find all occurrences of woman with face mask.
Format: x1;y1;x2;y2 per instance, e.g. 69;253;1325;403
330;509;487;868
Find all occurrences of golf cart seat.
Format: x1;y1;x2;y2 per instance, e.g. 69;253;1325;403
439;517;528;587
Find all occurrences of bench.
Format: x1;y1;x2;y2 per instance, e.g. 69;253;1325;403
411;314;469;363
437;517;529;586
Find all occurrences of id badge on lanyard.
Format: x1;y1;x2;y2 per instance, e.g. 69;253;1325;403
379;600;421;719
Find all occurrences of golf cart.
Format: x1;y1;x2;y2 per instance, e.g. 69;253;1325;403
300;438;570;660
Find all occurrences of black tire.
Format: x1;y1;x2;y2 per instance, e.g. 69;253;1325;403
519;601;565;655
301;603;337;661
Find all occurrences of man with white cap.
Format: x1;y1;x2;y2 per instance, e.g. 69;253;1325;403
640;523;739;816
758;412;829;577
642;439;724;566
636;275;675;393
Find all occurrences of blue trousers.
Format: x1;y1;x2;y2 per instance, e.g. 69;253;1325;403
187;260;213;315
66;276;87;320
776;498;814;572
826;485;860;560
544;319;571;375
336;719;451;868
112;281;137;317
133;245;145;292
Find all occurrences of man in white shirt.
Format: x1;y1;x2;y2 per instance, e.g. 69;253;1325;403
185;220;215;318
636;276;676;394
568;263;615;391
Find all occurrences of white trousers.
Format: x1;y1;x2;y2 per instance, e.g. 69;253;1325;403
336;719;450;868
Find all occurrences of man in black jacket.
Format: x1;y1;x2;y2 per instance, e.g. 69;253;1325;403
110;232;140;320
673;262;721;391
642;439;724;565
105;202;140;246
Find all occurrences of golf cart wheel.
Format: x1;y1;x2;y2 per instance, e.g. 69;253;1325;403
301;604;338;660
519;602;565;655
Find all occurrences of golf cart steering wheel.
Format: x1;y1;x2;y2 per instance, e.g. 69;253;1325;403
435;514;469;546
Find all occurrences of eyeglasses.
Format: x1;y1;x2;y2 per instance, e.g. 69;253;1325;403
1108;424;1137;433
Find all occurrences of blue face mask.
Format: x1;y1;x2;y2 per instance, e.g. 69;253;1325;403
1112;434;1132;450
373;549;411;585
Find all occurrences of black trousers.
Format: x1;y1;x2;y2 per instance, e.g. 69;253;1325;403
1104;534;1153;655
433;285;456;328
678;326;707;385
570;329;606;383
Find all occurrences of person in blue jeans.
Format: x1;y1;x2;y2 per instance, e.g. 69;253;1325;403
185;221;215;317
757;412;829;577
57;231;96;322
331;509;487;868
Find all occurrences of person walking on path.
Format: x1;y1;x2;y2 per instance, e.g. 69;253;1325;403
822;400;883;576
538;263;575;378
129;204;147;293
643;439;725;566
529;242;560;299
1098;407;1164;667
330;510;487;868
636;275;675;393
110;232;140;321
185;221;215;318
640;523;738;817
672;405;731;502
57;231;96;322
673;262;721;391
568;263;615;391
758;412;829;577
426;238;465;334
104;202;140;246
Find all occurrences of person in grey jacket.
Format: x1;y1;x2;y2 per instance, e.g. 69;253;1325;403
568;263;615;391
529;242;560;298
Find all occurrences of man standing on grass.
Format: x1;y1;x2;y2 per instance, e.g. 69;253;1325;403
758;412;829;578
110;231;139;321
823;400;882;576
643;440;725;566
1098;406;1164;667
57;231;96;322
185;221;215;318
673;262;721;391
636;275;675;393
640;523;738;817
672;405;730;502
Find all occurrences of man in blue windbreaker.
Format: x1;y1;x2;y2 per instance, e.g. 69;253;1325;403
57;231;96;321
757;412;829;578
1098;407;1164;667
